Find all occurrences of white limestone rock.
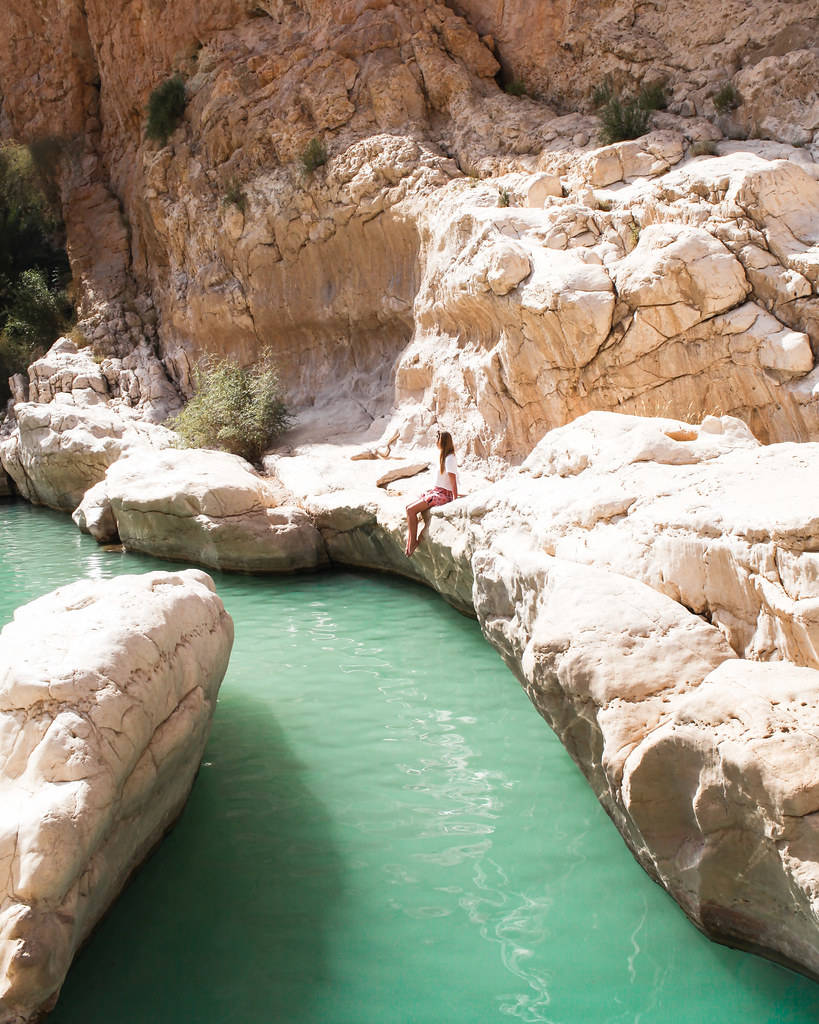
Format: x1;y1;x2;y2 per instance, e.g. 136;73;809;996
74;447;328;573
0;401;175;513
624;658;819;973
0;569;233;1023
26;338;181;424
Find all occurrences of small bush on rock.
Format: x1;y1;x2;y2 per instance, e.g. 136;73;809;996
146;75;187;147
713;82;740;114
170;351;291;464
598;94;649;144
591;78;614;109
300;137;328;175
498;187;511;207
690;140;718;157
223;178;247;213
504;79;526;97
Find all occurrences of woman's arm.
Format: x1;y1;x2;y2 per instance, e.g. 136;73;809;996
447;472;458;500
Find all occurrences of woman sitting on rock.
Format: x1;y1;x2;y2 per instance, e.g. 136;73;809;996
405;429;459;557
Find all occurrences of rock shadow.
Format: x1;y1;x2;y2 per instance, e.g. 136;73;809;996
47;697;344;1023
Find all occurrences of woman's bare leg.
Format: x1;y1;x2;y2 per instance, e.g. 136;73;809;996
405;498;430;556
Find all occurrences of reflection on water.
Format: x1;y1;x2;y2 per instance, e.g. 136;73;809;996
2;500;819;1023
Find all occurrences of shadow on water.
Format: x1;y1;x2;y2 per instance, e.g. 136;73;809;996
49;697;344;1024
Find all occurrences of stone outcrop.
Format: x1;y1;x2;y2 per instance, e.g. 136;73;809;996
26;337;181;424
74;447;328;573
450;0;819;147
0;569;233;1024
391;149;819;460
0;399;175;513
266;410;819;977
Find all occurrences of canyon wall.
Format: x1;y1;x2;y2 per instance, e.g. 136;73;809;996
0;0;817;458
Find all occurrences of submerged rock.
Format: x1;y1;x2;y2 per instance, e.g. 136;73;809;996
0;569;233;1023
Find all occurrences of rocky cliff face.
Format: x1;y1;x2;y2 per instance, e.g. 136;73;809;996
452;0;819;144
0;0;817;457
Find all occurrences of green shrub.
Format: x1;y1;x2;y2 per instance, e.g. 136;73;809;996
0;143;68;300
690;139;718;157
300;137;328;175
598;95;650;144
223;178;247;213
498;187;511;208
638;80;667;111
0;144;72;403
504;79;526;97
170;351;291;464
146;75;187;147
3;268;70;352
713;82;739;114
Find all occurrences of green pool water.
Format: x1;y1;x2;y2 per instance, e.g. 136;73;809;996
2;498;818;1023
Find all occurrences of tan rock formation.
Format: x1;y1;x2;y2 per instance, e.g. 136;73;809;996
0;0;816;458
0;569;233;1023
26;337;181;423
391;150;819;460
450;0;819;147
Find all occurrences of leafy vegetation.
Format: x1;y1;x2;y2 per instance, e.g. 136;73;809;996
713;82;740;114
638;80;667;112
300;137;328;175
498;187;511;208
0;143;72;402
597;95;650;144
593;76;665;145
170;352;291;464
591;78;614;109
223;178;247;213
504;79;526;97
146;75;187;147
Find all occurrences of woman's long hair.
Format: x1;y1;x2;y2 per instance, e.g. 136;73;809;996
437;430;455;473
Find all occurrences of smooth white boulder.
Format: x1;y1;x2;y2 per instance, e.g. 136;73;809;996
74;447;328;573
0;569;233;1023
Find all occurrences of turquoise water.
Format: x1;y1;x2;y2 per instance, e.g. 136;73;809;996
2;498;819;1023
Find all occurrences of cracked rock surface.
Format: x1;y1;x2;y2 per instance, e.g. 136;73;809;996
0;569;233;1024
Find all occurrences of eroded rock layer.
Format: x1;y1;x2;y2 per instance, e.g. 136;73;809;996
0;1;816;452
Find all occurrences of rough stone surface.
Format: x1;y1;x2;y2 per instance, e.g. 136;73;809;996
0;569;233;1024
0;0;818;985
0;2;816;456
449;0;819;148
0;400;175;513
73;447;329;573
26;338;181;424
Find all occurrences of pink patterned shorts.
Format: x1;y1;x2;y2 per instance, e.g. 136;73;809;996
421;487;454;507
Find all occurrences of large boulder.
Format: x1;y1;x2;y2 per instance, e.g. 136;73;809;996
0;400;175;513
73;447;329;573
0;569;233;1023
475;550;819;979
